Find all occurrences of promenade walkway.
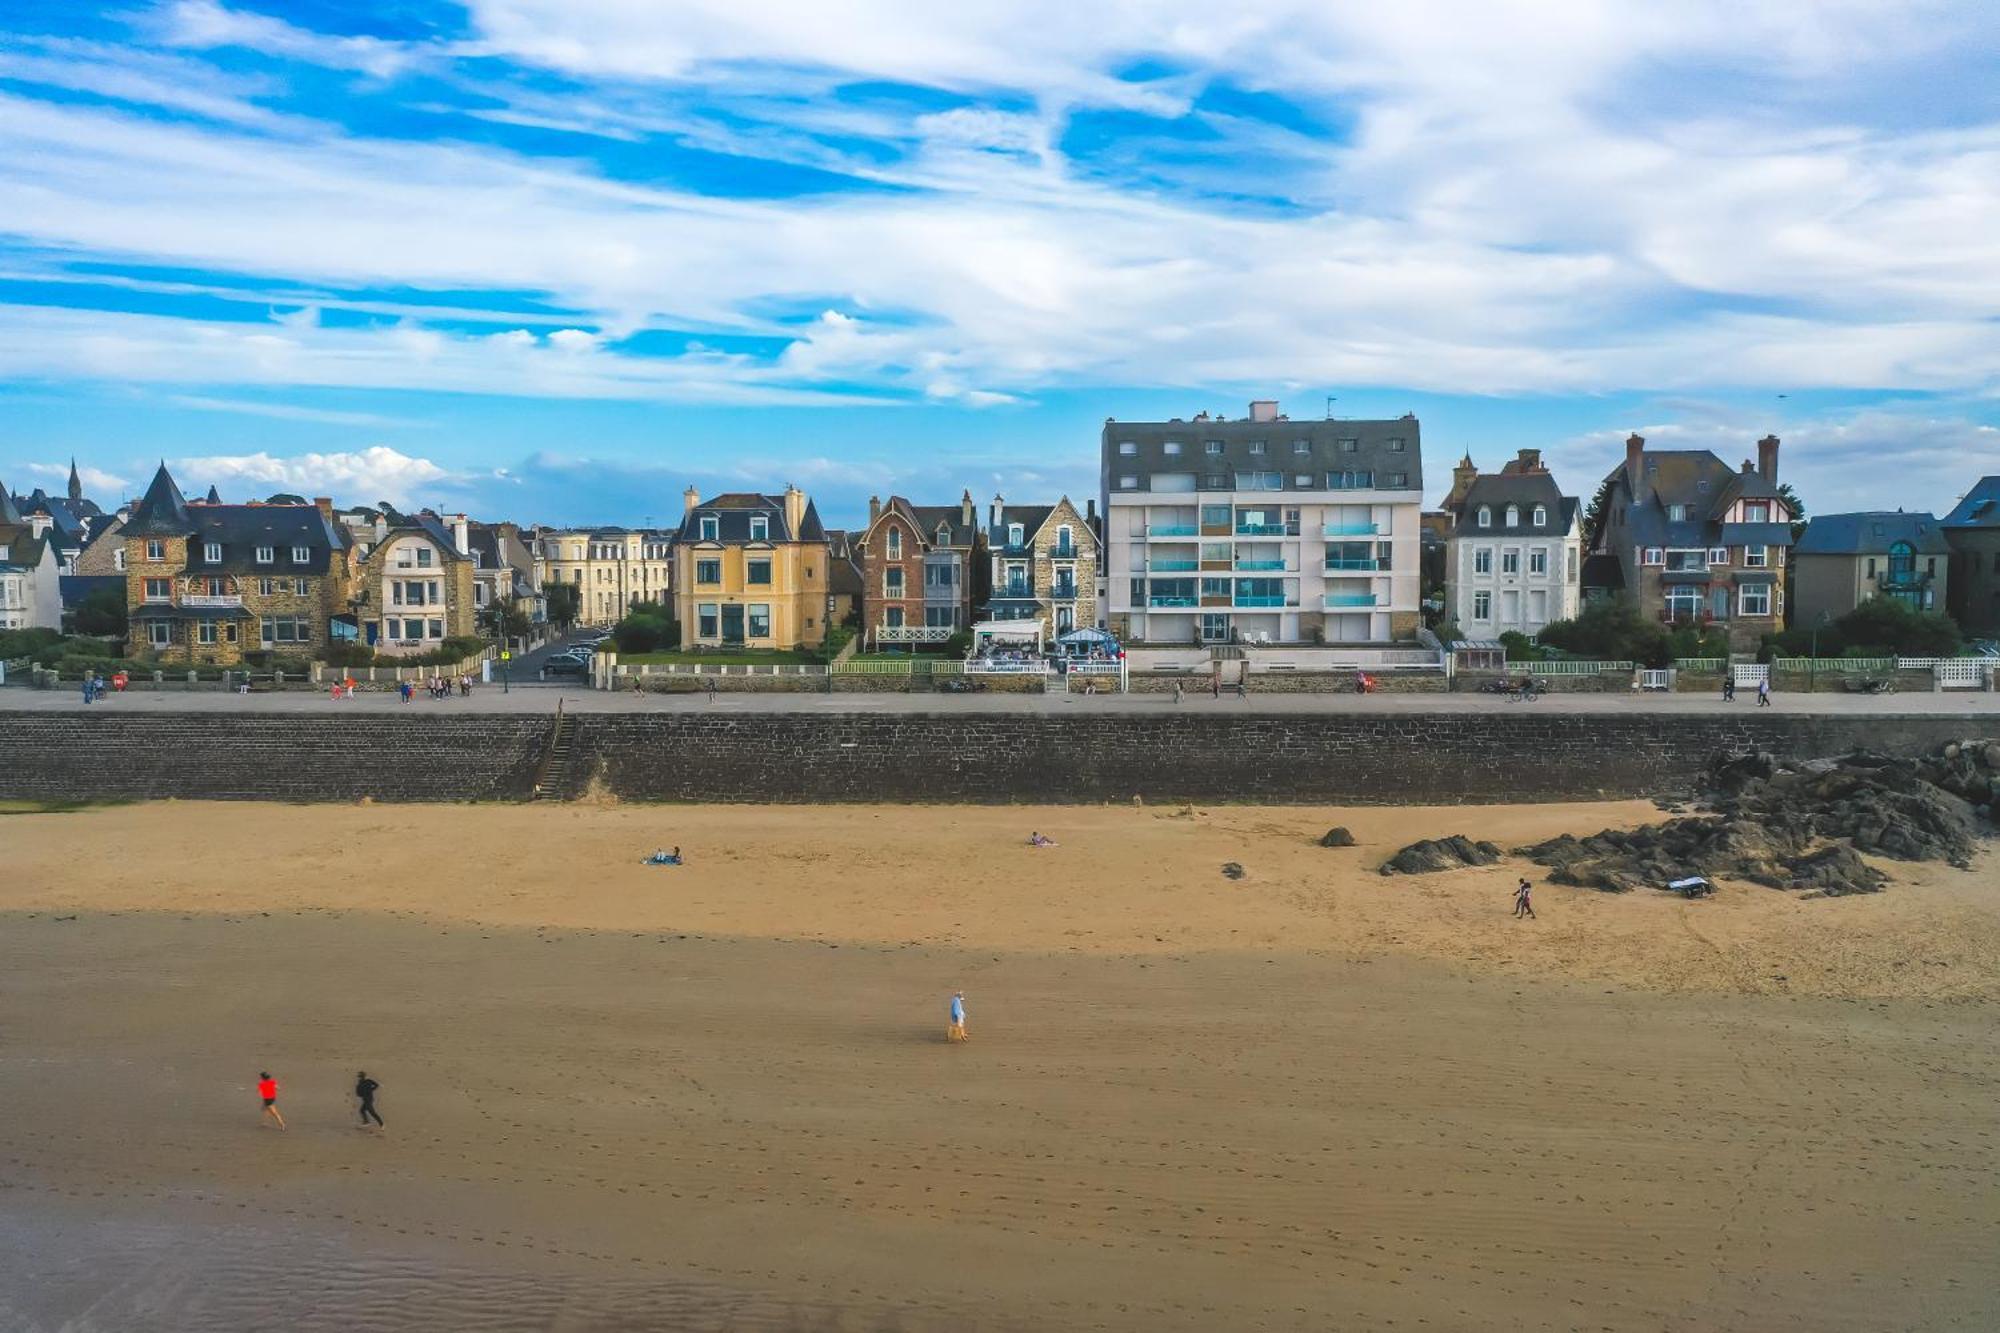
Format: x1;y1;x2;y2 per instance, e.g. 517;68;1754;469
4;685;1995;718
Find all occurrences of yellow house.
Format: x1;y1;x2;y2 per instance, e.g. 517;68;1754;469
534;526;674;626
673;486;830;650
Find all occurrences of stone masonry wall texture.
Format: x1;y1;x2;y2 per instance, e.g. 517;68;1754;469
0;710;1979;806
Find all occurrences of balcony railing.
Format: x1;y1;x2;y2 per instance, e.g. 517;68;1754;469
182;594;244;609
1148;558;1198;572
876;625;952;643
1234;522;1289;536
1876;569;1929;590
1322;558;1380;572
1323;593;1378;608
1233;595;1291;608
1322;522;1379;537
1235;559;1285;571
1052;542;1076;559
1051;584;1078;599
1148;596;1197;608
1143;524;1197;537
997;582;1032;599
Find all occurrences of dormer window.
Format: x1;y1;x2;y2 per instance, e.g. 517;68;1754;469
203;541;222;562
1008;522;1024;547
1476;506;1492;528
1667;504;1689;522
1504;505;1519;527
1162;442;1182;456
749;515;769;542
1247;441;1265;454
290;545;310;563
255;545;275;563
1531;505;1547;527
1205;440;1224;455
699;516;719;541
936;523;950;543
887;528;902;559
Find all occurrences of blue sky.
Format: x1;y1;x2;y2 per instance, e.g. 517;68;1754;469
1;1;1996;529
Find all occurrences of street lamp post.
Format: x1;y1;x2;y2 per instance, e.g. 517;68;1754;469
1809;610;1831;692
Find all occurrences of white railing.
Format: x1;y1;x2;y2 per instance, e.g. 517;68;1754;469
1522;659;1633;675
1934;658;1990;689
181;594;244;609
964;659;1050;674
875;625;952;644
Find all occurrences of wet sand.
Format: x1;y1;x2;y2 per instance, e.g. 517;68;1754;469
3;801;1997;1330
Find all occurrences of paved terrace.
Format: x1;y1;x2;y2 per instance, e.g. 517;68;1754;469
3;685;1996;718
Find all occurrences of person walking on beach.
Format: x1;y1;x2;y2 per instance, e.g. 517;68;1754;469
1513;878;1536;920
947;990;968;1042
257;1071;286;1130
355;1071;383;1129
1757;676;1771;707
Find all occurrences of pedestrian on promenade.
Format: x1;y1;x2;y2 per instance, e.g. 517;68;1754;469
398;679;413;704
81;673;94;704
947;990;969;1042
1723;674;1736;702
705;677;717;703
1235;676;1247;700
355;1071;383;1129
1757;677;1772;707
257;1071;286;1130
1513;878;1536;920
1172;680;1183;705
1210;674;1220;701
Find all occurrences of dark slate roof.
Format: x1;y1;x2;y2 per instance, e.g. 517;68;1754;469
1101;414;1424;494
1942;476;2000;529
988;505;1055;546
0;533;50;570
1794;512;1950;556
179;504;348;574
125;464;195;537
407;513;469;560
1598;450;1794;551
1447;472;1578;536
0;479;22;526
1717;522;1796;548
12;489;91;544
903;501;980;549
676;492;826;544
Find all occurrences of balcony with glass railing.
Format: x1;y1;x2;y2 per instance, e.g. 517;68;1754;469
1322;522;1379;537
1143;524;1198;538
1233;594;1292;608
1234;559;1286;571
1323;592;1378;608
1322;557;1379;572
1148;595;1197;608
1148;557;1198;572
1234;522;1289;537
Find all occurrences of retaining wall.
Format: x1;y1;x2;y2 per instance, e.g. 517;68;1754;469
0;710;1981;806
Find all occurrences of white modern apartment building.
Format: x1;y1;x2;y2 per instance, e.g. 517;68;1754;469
1101;402;1424;645
1440;449;1581;638
535;527;674;626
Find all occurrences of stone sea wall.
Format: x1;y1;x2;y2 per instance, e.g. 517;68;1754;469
2;709;1974;805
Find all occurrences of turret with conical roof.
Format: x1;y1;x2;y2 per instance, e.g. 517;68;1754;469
68;457;83;503
1443;452;1479;510
124;462;194;537
205;484;222;505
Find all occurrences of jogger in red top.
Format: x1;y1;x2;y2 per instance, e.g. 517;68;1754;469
257;1071;286;1130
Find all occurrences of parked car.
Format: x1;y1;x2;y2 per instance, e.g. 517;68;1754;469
541;655;590;676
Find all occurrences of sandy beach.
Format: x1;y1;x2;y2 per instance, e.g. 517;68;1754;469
4;800;1997;1330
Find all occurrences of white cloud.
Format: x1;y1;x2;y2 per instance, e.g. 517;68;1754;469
173;445;456;505
154;0;422;79
165;394;411;427
19;461;130;494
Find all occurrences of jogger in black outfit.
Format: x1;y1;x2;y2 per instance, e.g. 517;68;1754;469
355;1071;383;1128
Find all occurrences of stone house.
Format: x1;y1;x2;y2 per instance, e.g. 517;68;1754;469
1588;433;1797;651
121;463;355;664
1941;476;2000;637
467;520;544;632
1441;449;1581;639
353;513;478;653
857;492;982;647
1792;512;1950;626
673;486;831;651
982;494;1102;637
0;482;62;631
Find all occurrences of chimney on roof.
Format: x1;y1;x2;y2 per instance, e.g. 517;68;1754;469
782;484;806;536
446;513;470;556
1086;497;1097;522
1444;454;1478;510
1742;460;1755;474
1248;400;1279;423
682;485;700;514
960;489;974;528
1514;448;1543;473
1757;434;1780;484
313;496;332;523
1624;433;1645;495
990;492;1003;531
868;494;882;526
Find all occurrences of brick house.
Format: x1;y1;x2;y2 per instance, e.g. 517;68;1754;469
1587;434;1797;650
982;494;1102;637
122;463;355;664
353;512;478;653
858;492;982;647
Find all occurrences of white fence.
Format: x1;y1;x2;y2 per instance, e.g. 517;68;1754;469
1933;658;1991;689
1733;663;1770;687
1523;659;1633;676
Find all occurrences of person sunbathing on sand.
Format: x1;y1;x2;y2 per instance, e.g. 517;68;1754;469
1027;832;1056;847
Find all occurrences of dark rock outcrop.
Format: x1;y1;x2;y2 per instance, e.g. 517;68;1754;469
1515;741;1995;897
1379;836;1501;876
1319;826;1357;847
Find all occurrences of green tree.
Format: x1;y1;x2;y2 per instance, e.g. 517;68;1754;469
481;596;532;644
1581;475;1618;548
544;581;581;630
611;604;675;654
1778;482;1808;543
71;583;128;637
